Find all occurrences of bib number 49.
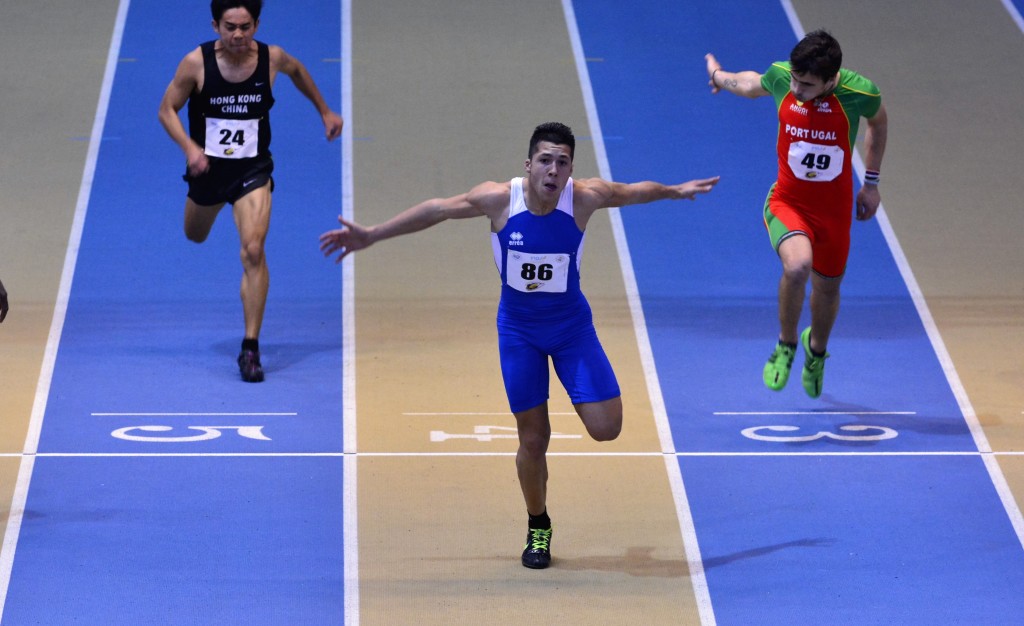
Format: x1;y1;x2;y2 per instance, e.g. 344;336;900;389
787;141;844;182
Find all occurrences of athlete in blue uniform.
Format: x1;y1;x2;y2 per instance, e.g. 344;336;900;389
0;277;7;323
159;0;343;382
320;122;718;569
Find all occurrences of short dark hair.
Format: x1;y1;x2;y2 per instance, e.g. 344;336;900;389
790;29;842;81
211;0;263;22
528;122;575;161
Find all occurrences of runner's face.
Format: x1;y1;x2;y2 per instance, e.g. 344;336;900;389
213;8;258;54
525;142;574;201
790;71;835;103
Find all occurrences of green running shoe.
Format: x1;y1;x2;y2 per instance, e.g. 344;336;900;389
763;341;796;391
800;327;829;398
522;527;552;569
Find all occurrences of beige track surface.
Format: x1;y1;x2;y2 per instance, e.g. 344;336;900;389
351;1;700;621
0;0;1020;622
0;0;122;534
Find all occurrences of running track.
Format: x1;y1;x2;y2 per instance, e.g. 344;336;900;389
2;1;1023;623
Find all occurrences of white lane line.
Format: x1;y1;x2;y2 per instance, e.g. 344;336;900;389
714;411;916;416
0;0;133;619
561;1;715;624
403;412;576;416
0;450;1017;459
91;412;299;416
340;0;359;624
779;0;1024;551
1001;0;1024;34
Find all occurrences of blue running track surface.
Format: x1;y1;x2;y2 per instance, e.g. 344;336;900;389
573;0;1024;623
2;1;347;623
4;1;1024;624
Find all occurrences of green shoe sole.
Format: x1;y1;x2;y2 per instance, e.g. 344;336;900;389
763;341;796;391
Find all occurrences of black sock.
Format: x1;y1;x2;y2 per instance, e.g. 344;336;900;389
528;510;551;530
241;338;259;353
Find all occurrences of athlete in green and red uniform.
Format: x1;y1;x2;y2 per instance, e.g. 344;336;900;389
704;30;888;398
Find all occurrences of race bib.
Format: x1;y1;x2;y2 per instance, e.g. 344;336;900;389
787;141;844;182
505;250;570;293
204;117;259;158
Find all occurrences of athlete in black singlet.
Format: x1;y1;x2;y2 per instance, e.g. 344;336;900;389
158;0;343;382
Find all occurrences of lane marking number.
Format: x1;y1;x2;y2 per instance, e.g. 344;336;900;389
111;425;272;443
430;425;582;443
741;424;898;443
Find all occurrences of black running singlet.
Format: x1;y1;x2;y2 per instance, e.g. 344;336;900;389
187;40;275;161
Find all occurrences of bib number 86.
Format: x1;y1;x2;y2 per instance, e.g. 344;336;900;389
521;263;554;281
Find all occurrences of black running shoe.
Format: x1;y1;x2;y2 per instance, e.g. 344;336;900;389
522;527;552;569
237;349;265;383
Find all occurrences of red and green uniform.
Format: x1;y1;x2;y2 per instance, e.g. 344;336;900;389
761;61;881;277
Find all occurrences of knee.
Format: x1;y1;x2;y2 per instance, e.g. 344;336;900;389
781;257;812;284
587;419;622;442
518;426;551;458
578;398;622;442
239;238;266;268
184;224;209;243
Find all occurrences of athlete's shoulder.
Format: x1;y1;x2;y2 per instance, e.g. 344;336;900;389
467;180;512;208
837;68;880;98
570;177;608;201
836;68;881;117
573;177;625;215
183;43;208;65
761;61;792;94
266;42;298;74
174;45;206;85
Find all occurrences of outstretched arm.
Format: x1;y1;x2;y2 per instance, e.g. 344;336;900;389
273;47;344;141
704;53;769;98
572;176;719;227
319;183;505;263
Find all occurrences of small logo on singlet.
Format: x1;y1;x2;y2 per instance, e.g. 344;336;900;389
816;100;832;113
509;232;525;246
789;103;808;116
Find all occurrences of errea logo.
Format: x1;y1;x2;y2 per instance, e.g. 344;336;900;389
509;232;525;246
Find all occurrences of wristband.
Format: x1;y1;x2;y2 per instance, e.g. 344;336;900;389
863;169;880;186
712;69;721;87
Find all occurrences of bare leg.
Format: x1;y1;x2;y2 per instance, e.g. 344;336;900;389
514;403;551;517
776;234;813;345
808;272;842;353
183;198;226;243
231;185;272;340
575;396;623;442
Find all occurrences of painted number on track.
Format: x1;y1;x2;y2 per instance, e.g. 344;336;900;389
430;425;582;443
741;424;898;443
111;425;271;442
